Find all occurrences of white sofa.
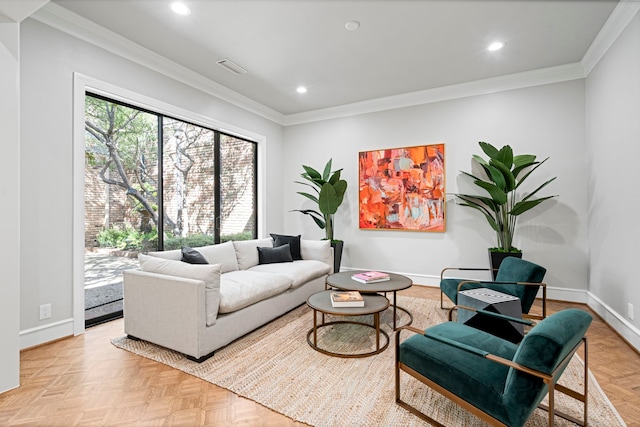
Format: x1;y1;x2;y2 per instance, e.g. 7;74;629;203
122;237;332;362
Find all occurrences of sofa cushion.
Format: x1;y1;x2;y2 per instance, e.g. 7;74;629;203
250;260;331;288
300;239;332;264
270;233;302;260
233;238;273;270
138;254;221;326
258;244;293;264
147;248;182;261
218;270;292;314
197;241;239;273
181;246;208;264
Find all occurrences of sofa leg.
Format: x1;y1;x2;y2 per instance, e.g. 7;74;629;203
127;335;141;341
187;351;215;363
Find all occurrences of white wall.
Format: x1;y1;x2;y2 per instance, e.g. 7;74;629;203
0;21;21;393
284;80;588;293
586;11;640;338
19;18;285;345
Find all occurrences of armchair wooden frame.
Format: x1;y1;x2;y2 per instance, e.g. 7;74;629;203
440;267;548;321
395;324;588;427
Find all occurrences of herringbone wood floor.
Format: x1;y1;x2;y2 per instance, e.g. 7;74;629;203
1;286;639;426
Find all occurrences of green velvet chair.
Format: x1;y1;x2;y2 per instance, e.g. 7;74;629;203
396;308;592;427
440;257;548;320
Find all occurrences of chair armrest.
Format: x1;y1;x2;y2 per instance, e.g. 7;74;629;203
440;267;492;280
456;279;546;291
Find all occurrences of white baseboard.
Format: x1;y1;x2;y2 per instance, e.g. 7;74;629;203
586;292;640;352
19;318;75;350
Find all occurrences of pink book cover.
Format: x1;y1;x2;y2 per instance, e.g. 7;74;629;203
351;271;389;281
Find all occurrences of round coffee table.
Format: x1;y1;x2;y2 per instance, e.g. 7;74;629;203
306;290;390;358
326;270;413;330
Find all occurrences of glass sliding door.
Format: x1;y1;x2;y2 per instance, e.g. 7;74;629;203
83;92;258;326
220;134;257;242
161;117;217;249
84;94;160;326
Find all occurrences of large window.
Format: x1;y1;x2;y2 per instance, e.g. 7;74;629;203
85;93;257;252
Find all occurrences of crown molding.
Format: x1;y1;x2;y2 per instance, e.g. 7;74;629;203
30;2;286;125
30;2;634;128
582;0;640;76
284;63;585;126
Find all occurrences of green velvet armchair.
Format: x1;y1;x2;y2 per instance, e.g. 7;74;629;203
396;308;592;427
440;257;548;320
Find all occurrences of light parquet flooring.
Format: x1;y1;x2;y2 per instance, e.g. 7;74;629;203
1;286;639;426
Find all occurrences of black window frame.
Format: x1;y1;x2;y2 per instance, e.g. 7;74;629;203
85;91;259;250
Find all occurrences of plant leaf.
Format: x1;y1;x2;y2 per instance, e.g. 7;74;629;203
490;159;516;192
495;145;513;169
293;180;320;194
291;209;326;229
474;180;507;205
333;180;348;205
520;177;557;203
322;159;332;181
485;162;507;191
479;141;499;159
457;201;500;231
328;169;343;185
318;182;339;215
515;157;550;188
303;165;321;180
296;191;319;204
456;194;499;213
510;195;556;216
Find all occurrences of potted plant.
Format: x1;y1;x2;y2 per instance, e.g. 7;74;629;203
293;159;348;272
455;142;557;277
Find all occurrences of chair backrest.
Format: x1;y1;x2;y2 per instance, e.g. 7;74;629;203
501;309;592;427
490;257;546;313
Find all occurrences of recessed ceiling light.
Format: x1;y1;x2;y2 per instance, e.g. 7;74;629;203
296;86;308;94
488;42;505;51
170;2;191;16
345;20;360;31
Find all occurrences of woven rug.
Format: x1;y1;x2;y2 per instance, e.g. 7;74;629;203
112;296;626;426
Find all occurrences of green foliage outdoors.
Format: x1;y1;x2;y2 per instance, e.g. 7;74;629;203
97;227;255;252
96;226;158;251
292;158;348;242
220;231;254;243
163;231;254;250
164;234;214;250
455;141;557;252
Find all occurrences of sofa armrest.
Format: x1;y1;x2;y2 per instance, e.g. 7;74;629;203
300;239;333;268
123;269;206;358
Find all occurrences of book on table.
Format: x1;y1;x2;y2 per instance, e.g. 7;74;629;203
330;291;365;307
351;271;390;284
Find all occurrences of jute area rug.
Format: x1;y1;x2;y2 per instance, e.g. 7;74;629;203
112;296;626;426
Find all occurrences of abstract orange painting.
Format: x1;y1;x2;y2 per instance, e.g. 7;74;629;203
359;144;445;232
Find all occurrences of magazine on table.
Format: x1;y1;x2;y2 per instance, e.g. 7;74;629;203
351;271;390;284
330;291;365;307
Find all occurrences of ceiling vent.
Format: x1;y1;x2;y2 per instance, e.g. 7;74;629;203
216;59;248;75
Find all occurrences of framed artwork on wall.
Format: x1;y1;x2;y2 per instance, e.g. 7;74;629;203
358;143;445;232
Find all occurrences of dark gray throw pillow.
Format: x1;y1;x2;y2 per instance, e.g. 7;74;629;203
270;233;302;260
181;246;209;264
257;244;293;264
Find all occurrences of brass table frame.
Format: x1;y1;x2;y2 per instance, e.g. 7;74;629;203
306;291;390;358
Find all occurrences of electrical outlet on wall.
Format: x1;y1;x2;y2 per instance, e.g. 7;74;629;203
628;303;634;321
39;303;51;320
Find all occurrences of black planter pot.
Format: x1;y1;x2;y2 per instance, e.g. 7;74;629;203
331;241;344;273
488;250;522;280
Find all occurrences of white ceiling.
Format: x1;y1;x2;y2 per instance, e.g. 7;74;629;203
49;0;618;117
